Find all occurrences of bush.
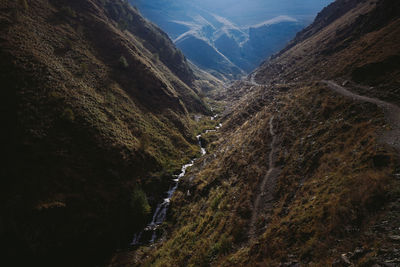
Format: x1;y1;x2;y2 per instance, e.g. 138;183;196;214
61;108;75;122
119;55;129;69
130;188;151;224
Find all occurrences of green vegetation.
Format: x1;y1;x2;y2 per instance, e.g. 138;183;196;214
135;84;399;266
131;187;151;224
118;55;129;68
191;115;219;135
5;0;213;265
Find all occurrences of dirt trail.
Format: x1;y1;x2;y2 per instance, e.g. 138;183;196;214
322;80;400;153
249;116;280;239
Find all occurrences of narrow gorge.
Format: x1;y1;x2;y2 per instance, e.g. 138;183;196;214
3;0;400;266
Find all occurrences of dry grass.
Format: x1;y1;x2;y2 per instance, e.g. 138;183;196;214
129;83;399;266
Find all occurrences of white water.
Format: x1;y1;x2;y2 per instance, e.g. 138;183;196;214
197;135;206;156
130;117;222;246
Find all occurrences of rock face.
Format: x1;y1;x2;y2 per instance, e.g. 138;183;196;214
0;0;209;265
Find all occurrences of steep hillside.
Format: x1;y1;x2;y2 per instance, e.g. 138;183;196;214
118;0;400;266
0;0;212;265
256;0;400;105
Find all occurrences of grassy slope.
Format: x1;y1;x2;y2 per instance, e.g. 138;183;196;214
126;0;400;266
1;0;214;265
133;83;398;266
257;0;400;105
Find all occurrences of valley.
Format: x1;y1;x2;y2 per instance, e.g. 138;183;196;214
3;0;400;266
130;0;333;79
111;0;400;266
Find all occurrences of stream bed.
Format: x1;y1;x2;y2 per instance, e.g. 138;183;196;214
131;117;221;246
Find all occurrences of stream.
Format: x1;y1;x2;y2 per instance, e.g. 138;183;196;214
131;115;221;246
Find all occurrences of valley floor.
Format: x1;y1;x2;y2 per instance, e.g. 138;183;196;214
109;77;400;266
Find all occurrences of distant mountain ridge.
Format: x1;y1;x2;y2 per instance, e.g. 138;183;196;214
130;0;333;79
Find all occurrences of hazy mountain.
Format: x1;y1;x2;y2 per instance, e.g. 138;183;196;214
130;0;333;77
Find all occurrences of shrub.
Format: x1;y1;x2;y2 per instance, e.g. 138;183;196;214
61;108;75;122
119;55;129;69
130;188;151;223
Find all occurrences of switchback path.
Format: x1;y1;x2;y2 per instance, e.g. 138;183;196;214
322;80;400;153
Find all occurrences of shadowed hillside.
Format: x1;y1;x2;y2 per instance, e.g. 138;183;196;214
0;0;214;265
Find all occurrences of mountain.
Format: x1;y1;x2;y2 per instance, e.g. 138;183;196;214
256;0;400;105
0;0;214;265
117;0;400;266
175;32;244;81
241;16;304;69
130;0;333;78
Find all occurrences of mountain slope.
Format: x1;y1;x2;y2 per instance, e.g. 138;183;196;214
256;0;400;105
0;0;211;265
121;0;400;266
